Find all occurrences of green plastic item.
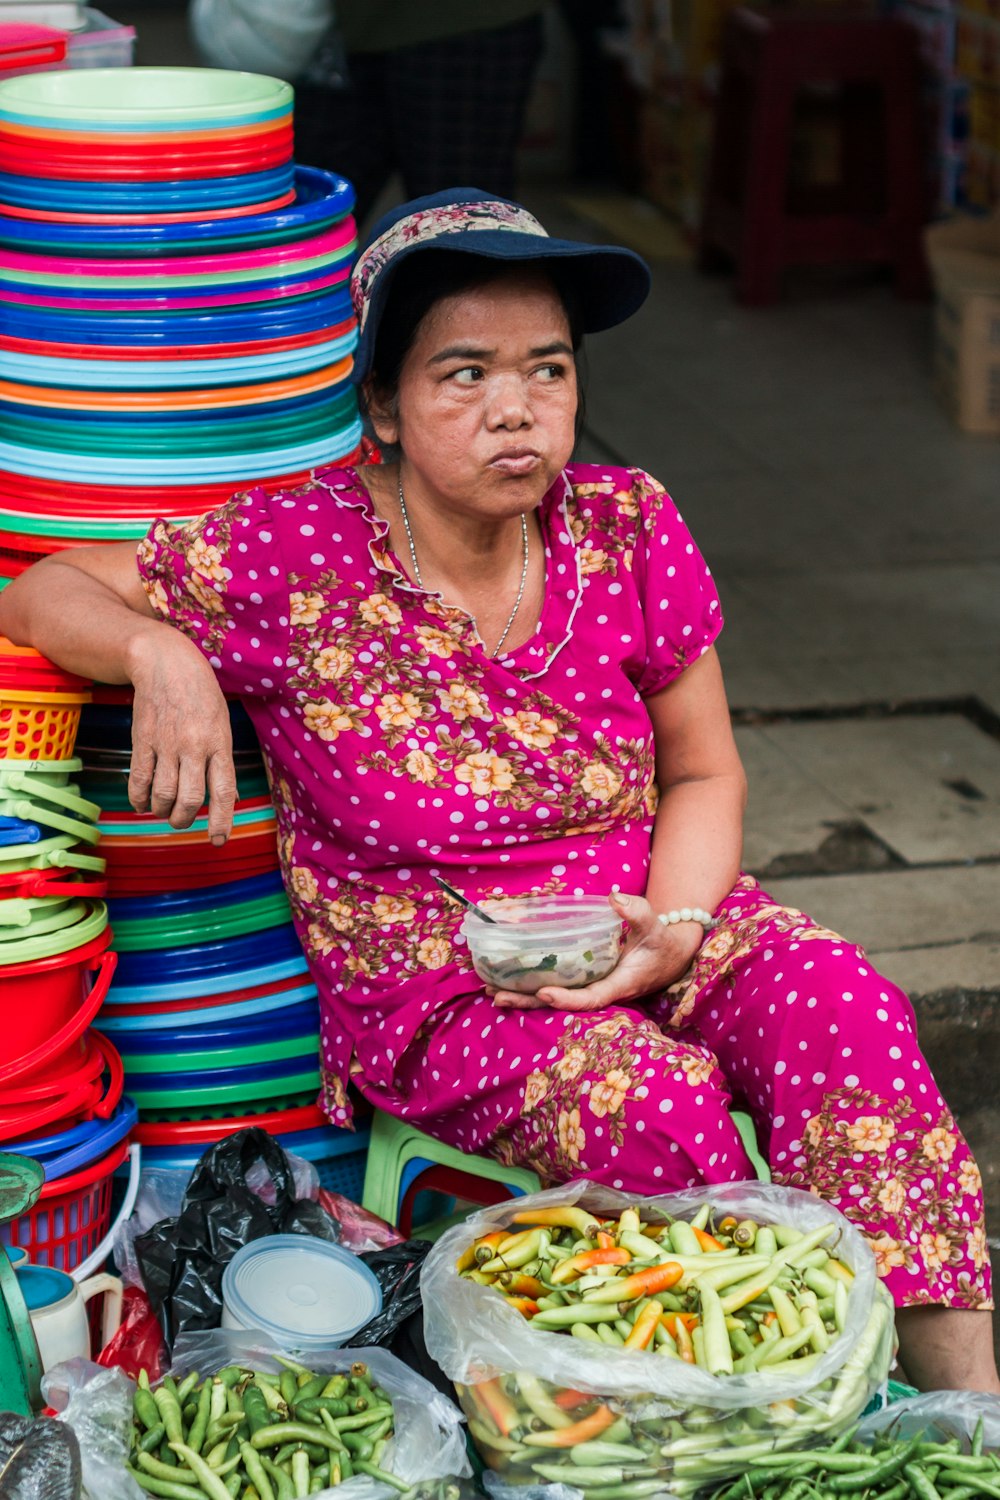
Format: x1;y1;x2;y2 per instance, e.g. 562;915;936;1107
6;241;353;290
0;756;81;781
121;1029;318;1073
142;1089;317;1122
98;801;274;837
0;67;294;124
0;1154;45;1415
0;795;100;846
111;890;291;950
0;896;87;943
5;390;354;452
0;897;107;963
84;770;270;810
0;833;105;873
360;1108;769;1233
360;1110;542;1232
0;772;100;821
733;1107;770;1182
129;1065;320;1109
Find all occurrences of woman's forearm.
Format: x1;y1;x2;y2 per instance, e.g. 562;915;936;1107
0;551;169;684
643;769;746;917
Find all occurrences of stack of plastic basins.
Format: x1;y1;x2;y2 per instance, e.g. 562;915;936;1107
0;65;369;1194
0;65;361;587
73;694;368;1200
0;638;136;1272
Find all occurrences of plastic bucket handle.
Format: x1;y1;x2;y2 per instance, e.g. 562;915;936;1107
0;948;117;1084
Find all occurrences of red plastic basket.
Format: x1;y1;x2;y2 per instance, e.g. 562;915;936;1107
2;1135;128;1271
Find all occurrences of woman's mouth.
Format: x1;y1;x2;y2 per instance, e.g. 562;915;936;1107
490;449;541;475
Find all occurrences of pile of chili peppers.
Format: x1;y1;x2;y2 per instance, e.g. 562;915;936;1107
452;1201;897;1495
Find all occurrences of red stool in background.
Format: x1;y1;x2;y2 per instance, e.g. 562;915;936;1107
698;6;928;305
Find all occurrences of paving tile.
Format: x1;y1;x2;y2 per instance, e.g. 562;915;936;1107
759;864;1000;952
734;725;856;871
875;941;1000;997
722;655;865;712
723;565;1000;662
750;715;1000;863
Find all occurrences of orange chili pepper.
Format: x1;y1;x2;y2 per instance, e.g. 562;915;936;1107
553;1389;592;1411
474;1377;520;1437
504;1295;540;1317
672;1316;697;1364
717;1216;738;1234
596;1230;615;1250
692;1226;727;1253
763;1310;778;1326
456;1242;480;1273
550;1248;631;1284
661;1311;699;1337
524;1404;616;1448
586;1261;683;1302
498;1272;544;1297
624;1298;663;1350
508;1206;601;1238
472;1231;507;1266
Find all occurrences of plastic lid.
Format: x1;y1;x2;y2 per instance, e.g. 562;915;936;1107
222;1234;382;1347
16;1263;72;1310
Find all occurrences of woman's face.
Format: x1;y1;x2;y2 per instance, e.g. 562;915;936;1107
375;269;579;522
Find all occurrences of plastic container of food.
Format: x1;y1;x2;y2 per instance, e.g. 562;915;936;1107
221;1234;382;1351
461;894;624;994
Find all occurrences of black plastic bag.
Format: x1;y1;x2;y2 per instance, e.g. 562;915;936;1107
343;1239;431;1348
0;1412;81;1499
134;1128;341;1349
343;1239;460;1403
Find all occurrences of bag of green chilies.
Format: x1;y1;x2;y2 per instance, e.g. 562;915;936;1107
422;1181;896;1496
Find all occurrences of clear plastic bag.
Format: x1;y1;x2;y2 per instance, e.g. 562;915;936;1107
113;1149;319;1290
858;1390;1000;1447
43;1358;145;1500
422;1180;895;1493
166;1329;472;1500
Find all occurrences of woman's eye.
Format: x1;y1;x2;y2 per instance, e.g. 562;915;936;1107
536;363;566;381
451;367;483;385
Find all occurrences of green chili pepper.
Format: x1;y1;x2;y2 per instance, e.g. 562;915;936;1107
260;1456;295;1500
353;1458;411;1493
137;1422;166;1455
135;1387;162;1434
903;1463;943;1500
187;1379;212;1456
126;1465;205;1500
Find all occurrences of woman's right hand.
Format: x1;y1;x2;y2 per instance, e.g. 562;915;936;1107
127;630;237;844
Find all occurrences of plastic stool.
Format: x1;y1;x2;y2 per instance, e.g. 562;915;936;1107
699;6;927;305
360;1112;541;1237
361;1108;770;1235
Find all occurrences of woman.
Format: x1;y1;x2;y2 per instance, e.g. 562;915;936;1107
2;189;995;1393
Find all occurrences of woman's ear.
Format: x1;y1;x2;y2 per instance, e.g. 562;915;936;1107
362;379;399;447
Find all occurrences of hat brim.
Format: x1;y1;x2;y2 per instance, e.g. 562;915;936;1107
351;229;651;384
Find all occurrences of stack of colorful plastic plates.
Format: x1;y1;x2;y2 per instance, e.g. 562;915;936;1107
0;164;352;254
0;99;359;583
0;69;295;220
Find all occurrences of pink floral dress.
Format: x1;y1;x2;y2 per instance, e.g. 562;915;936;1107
137;463;991;1312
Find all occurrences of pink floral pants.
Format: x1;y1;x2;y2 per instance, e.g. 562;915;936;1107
375;876;992;1311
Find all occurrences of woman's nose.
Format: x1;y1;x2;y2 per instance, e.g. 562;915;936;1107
485;374;533;428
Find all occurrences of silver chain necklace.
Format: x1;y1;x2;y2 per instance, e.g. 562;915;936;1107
397;475;529;659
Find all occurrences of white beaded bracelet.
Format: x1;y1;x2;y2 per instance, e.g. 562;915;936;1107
657;907;719;930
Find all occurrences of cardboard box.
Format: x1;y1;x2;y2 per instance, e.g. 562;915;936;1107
925;212;1000;432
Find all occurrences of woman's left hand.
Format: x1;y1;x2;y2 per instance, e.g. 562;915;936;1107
489;891;705;1012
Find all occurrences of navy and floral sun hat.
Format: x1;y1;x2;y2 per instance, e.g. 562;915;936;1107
349;187;652;384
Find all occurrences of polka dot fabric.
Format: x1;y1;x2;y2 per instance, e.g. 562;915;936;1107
134;460;991;1313
135;463;720;1122
388;874;992;1312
